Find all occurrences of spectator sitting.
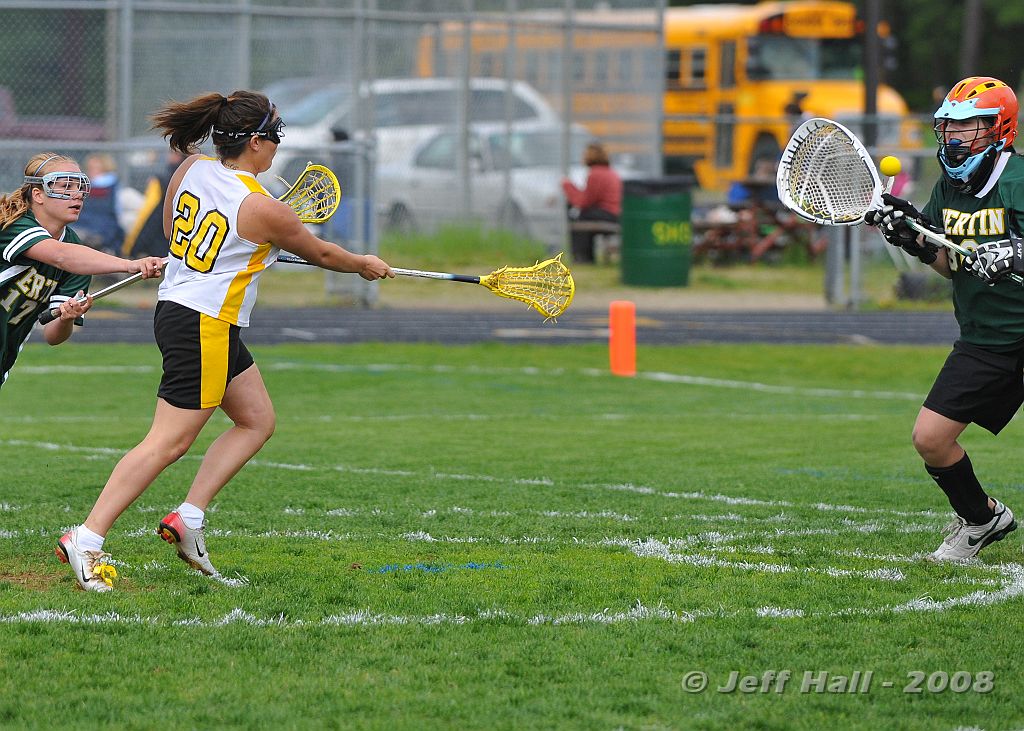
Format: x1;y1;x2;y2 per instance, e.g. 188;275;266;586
561;142;622;264
75;153;126;255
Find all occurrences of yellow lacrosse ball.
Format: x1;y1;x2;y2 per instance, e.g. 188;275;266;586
879;156;902;177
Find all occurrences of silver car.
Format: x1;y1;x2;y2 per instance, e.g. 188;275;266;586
377;121;599;248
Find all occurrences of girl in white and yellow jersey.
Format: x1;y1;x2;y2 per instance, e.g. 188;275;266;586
57;90;393;591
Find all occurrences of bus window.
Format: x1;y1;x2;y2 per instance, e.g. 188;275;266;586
690;48;707;88
746;35;862;81
523;52;540;87
594;50;609;84
715;103;734;169
719;42;735;89
572;51;586;83
666;49;681;88
478;53;497;77
618;50;634;87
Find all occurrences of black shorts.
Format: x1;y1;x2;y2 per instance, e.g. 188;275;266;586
153;300;255;410
923;339;1024;434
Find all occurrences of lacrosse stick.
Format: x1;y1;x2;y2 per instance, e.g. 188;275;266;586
276;162;342;224
277;252;576;319
37;163;344;325
37;260;168;325
776;117;994;273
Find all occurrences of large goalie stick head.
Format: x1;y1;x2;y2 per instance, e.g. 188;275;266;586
277;162;342;223
478;254;575;319
776;117;882;226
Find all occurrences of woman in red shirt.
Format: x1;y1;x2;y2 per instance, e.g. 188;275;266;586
561;142;622;263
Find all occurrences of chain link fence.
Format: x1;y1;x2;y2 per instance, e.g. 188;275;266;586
0;0;665;304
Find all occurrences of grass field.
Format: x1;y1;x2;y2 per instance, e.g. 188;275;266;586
2;340;1022;730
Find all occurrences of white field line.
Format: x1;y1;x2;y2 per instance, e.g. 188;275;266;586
14;360;923;402
6;522;1021;624
4;563;1022;628
2;438;946;521
0;601;703;628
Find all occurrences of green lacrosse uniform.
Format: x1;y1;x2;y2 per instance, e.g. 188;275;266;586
0;212;89;388
923;153;1024;351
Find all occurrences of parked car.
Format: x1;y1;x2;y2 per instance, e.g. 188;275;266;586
377;121;605;248
262;76;560;193
0;86;106;141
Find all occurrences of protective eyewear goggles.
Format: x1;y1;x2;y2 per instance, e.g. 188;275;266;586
23;171;91;200
213;107;286;145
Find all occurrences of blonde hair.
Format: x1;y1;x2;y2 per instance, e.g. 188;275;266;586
85;152;117;175
0;152;78;229
583;142;610;167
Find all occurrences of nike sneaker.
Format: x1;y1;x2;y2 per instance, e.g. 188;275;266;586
928;499;1017;562
157;510;218;575
55;528;117;592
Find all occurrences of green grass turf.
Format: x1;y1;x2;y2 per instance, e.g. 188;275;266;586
1;341;1022;730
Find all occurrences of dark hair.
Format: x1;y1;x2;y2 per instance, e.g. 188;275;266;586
149;90;272;160
583;142;610;167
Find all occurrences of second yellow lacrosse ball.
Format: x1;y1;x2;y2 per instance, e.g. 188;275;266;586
879;156;902;177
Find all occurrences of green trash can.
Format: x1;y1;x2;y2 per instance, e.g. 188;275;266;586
620;176;695;286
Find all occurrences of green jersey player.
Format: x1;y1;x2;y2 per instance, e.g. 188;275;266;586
0;152;164;389
866;76;1022;562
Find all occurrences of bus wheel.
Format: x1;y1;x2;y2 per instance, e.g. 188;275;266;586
751;135;781;175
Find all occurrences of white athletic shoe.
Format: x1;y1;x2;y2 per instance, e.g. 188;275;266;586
928;499;1017;562
158;510;218;575
55;528;117;592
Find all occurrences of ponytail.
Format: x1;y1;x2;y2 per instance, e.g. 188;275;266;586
150;90;272;160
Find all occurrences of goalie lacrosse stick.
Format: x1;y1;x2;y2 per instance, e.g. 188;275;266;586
277;252;576;319
775;117;997;274
37;163;344;325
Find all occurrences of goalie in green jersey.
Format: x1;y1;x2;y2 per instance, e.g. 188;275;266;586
0;152;164;389
866;76;1024;562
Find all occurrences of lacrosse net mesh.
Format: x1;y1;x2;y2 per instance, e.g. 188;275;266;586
479;254;575;319
278;163;341;224
782;121;878;224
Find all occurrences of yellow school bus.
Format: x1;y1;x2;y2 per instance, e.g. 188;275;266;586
417;1;917;191
663;1;917;189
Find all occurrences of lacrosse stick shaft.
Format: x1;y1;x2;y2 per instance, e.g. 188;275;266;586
37;260;167;325
390;267;480;284
277;254;480;283
905;219;1024;285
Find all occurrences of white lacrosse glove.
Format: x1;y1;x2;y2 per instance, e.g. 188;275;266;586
864;194;939;264
964;234;1024;284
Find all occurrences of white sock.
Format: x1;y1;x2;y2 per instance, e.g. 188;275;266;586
177;502;205;530
76;525;105;552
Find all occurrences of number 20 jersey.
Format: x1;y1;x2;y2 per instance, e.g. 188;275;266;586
158;157;280;327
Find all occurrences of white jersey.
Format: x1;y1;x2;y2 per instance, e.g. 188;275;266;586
158;157;279;326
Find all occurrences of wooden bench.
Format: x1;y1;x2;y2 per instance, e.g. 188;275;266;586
570;220;622;263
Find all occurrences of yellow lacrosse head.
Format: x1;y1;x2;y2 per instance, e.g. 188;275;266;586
277;163;342;224
478;253;575;319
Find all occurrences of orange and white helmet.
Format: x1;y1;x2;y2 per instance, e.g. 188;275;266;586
933;77;1019;191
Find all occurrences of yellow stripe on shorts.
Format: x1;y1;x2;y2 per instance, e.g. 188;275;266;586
199;313;230;408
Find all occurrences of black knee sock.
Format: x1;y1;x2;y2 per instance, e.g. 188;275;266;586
925;452;993;524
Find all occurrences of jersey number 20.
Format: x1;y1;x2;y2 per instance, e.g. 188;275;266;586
170;191;229;273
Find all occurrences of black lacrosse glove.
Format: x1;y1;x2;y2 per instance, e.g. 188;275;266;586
964;233;1024;284
865;193;940;265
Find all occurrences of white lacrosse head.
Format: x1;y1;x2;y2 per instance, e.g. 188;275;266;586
776;117;882;226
